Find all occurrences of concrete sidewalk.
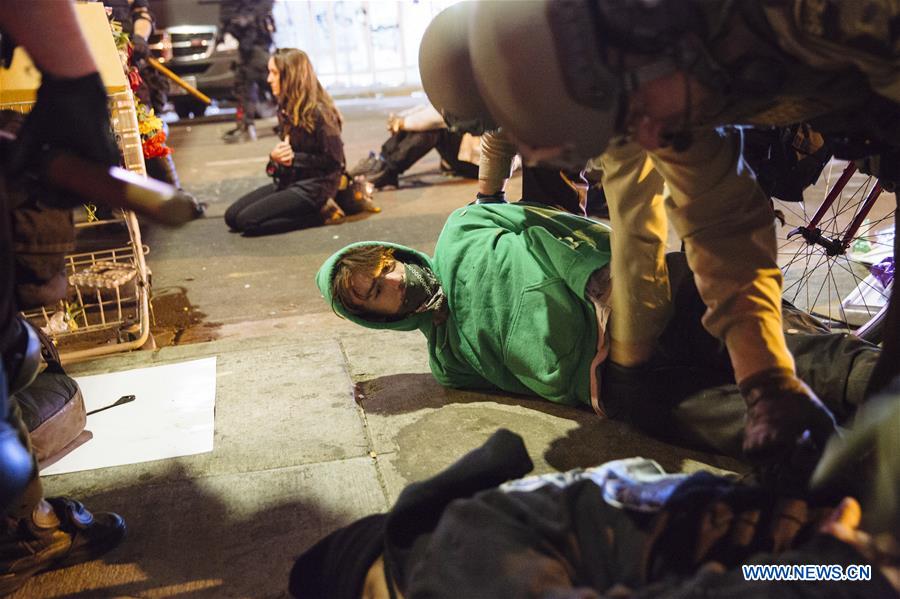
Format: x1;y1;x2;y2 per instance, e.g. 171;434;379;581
16;99;743;598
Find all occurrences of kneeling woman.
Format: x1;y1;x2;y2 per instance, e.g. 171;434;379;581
226;48;345;236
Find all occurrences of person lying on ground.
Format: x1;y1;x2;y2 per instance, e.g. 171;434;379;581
225;48;346;236
316;201;878;460
288;389;900;599
348;103;480;190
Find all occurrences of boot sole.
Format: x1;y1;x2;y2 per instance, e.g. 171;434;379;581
0;515;126;595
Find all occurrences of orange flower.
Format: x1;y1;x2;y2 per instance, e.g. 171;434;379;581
142;131;172;159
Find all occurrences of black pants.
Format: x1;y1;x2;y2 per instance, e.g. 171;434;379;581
0;176;17;362
522;167;583;216
225;181;324;236
0;174;42;519
234;44;269;125
602;253;880;459
381;129;478;179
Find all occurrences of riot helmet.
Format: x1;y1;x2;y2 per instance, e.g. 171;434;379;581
468;0;721;165
419;2;497;135
468;0;623;167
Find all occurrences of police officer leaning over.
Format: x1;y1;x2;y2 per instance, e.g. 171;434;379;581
419;0;900;464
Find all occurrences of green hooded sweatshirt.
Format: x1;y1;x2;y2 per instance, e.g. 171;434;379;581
316;203;612;406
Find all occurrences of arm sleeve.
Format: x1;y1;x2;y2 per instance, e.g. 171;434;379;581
479;129;518;193
291;116;345;173
650;129;793;380
429;356;498;391
500;226;606;404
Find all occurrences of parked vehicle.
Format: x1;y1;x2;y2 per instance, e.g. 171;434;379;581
148;0;237;118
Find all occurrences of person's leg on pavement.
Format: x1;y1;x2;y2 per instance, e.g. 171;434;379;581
605;252;877;458
244;45;269;123
225;182;277;231
381;129;442;175
602;252;737;449
351;130;444;189
228;181;326;236
433;129;478;179
223;46;262;144
666;327;880;459
521;166;584;215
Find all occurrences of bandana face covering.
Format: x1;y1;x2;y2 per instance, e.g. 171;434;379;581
399;263;445;317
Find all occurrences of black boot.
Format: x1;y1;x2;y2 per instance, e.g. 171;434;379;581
145;154;181;189
145;156;207;217
222;123;257;144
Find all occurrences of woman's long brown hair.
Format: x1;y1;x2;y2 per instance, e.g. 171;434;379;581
272;48;342;133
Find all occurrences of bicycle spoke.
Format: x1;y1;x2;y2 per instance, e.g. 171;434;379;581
776;166;893;335
803;252;832;316
825;260;852;326
781;243;819;298
778;201;809;224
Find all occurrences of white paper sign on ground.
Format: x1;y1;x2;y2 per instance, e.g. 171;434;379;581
42;357;217;476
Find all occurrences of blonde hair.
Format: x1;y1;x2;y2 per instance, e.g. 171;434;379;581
272;48;342;133
331;245;396;315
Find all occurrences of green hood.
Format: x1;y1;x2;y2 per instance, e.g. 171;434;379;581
316;241;438;332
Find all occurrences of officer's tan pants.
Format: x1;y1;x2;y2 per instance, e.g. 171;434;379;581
600;130;795;382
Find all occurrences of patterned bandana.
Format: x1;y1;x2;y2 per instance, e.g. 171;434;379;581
399;263;446;317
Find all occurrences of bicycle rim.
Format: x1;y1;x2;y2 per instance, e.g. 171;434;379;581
775;161;894;342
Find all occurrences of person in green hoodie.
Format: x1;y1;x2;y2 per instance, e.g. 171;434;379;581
316;202;878;459
319;201;614;410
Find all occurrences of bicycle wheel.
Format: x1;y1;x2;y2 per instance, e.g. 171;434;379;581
774;160;894;343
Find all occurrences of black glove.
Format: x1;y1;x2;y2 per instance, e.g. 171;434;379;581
131;34;150;62
740;368;838;464
14;72;118;207
473;191;506;205
600;359;717;437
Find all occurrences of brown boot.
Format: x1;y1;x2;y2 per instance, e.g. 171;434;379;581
319;198;346;226
0;497;126;595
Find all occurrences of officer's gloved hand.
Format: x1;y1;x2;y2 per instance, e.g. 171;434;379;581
14;71;118;207
131;34;150;63
740;368;838;464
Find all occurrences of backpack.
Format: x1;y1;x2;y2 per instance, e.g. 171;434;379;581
14;328;91;469
334;173;380;216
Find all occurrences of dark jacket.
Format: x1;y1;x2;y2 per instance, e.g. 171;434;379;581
268;108;344;204
390;433;895;599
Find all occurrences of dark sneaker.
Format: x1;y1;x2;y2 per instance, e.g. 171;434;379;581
0;497;126;595
348;153;400;189
370;169;399;190
222;123;257;144
348;152;386;178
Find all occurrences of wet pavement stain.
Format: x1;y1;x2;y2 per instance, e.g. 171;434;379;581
149;286;221;347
